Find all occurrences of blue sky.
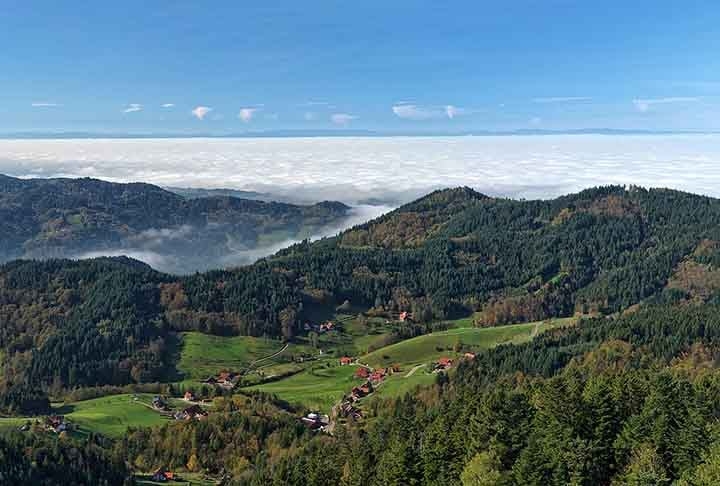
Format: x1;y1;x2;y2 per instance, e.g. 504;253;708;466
1;1;719;134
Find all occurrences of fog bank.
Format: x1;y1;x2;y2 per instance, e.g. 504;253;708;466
2;135;720;205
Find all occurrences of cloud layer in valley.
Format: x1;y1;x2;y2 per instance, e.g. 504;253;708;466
73;205;390;274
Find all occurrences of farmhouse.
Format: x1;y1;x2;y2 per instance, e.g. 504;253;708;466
319;321;335;333
340;402;363;420
179;404;208;421
355;367;370;379
183;391;196;401
204;371;239;389
464;352;477;360
350;382;373;401
152;396;169;410
339;356;354;365
45;415;70;433
152;467;175;482
301;412;329;431
369;368;387;383
435;357;454;371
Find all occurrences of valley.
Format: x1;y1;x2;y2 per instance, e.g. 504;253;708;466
4;185;720;485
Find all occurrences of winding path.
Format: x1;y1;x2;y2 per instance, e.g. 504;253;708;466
249;343;290;368
405;364;424;378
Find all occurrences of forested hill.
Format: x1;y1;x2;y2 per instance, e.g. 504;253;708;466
4;185;720;407
199;184;720;327
0;174;349;273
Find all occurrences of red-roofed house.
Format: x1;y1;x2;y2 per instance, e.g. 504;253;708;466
355;367;370;379
369;369;387;383
436;357;454;370
340;356;353;365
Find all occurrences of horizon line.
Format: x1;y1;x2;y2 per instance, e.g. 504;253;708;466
1;128;719;140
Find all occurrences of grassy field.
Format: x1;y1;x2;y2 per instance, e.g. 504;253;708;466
0;394;170;438
352;332;395;354
373;368;437;400
136;472;218;485
361;318;574;368
0;416;31;431
243;363;360;411
62;394;169;438
178;332;284;379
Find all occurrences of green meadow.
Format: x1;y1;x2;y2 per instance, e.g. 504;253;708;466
244;364;360;411
0;394;170;438
361;318;575;368
177;332;285;379
62;394;169;438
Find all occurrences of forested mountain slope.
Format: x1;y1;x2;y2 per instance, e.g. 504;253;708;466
3;185;720;409
188;185;720;328
238;303;720;485
0;174;349;273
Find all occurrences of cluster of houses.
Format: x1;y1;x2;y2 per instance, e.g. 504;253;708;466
353;364;400;383
202;371;239;390
151;467;175;482
44;415;71;434
303;321;336;333
336;364;402;421
152;395;209;421
301;412;330;431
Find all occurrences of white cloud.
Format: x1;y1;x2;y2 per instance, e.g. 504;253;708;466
161;103;175;108
633;97;700;112
392;104;439;120
301;101;331;106
191;106;212;120
445;105;461;119
331;113;356;125
393;103;468;120
31;102;61;107
123;103;143;113
530;117;542;125
304;112;317;121
532;97;592;103
238;107;259;123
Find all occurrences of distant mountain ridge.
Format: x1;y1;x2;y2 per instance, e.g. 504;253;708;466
0;174;350;273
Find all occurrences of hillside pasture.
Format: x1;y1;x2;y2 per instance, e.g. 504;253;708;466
177;332;284;379
361;318;575;368
62;394;169;438
243;364;359;411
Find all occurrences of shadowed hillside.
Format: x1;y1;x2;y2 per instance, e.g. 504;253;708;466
0;174;350;273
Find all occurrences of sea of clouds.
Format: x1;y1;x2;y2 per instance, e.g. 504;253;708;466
2;134;720;272
2;134;720;205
